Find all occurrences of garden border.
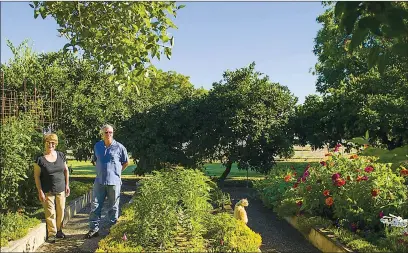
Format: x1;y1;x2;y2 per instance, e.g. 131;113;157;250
284;216;354;253
0;189;93;253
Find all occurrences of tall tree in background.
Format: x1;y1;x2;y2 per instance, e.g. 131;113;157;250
297;6;408;150
190;63;297;180
31;1;185;92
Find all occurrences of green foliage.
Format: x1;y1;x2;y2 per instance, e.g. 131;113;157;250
0;212;41;247
191;62;298;180
97;169;261;252
99;168;212;251
300;6;408;150
31;1;185;90
296;215;332;235
0;114;42;212
334;2;408;73
66;181;93;203
204;213;262;252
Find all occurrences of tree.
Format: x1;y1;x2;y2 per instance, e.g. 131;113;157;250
189;63;297;180
334;1;408;73
304;7;408;150
31;1;185;90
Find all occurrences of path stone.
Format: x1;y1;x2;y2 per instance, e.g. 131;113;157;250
36;184;136;253
222;186;321;253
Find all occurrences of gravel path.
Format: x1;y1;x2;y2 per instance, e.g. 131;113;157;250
222;186;321;253
36;183;136;253
36;182;319;253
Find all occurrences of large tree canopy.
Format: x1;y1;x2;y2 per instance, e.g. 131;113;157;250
31;1;185;90
197;63;297;180
297;6;408;150
334;1;408;73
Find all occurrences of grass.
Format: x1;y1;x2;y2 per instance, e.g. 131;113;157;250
67;160;141;179
67;160;321;180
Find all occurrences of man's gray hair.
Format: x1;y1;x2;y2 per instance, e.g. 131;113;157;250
101;124;114;132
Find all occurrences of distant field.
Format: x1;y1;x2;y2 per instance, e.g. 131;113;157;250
67;145;336;178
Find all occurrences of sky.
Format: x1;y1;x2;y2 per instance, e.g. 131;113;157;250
1;1;326;104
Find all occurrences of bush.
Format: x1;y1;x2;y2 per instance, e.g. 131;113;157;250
204;213;262;252
0;114;42;212
0;212;41;247
98;168;262;252
255;153;408;252
292;154;407;230
66;181;93;203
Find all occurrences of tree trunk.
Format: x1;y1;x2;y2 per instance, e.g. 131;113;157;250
219;160;232;182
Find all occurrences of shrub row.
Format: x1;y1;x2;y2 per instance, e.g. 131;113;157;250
97;168;262;252
254;153;408;252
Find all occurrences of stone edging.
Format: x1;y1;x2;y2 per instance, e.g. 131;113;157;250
284;216;354;253
0;189;93;253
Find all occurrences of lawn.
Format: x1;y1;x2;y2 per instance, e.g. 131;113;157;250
68;160;320;179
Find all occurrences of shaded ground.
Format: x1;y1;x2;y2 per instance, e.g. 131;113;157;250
36;183;136;253
222;186;321;253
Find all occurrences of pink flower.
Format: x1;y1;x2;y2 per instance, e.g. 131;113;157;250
122;233;127;241
362;176;368;181
379;211;384;218
364;166;374;173
334;144;341;152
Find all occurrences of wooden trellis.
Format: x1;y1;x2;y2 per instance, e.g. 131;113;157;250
1;71;62;132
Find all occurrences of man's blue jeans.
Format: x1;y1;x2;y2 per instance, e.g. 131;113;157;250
89;183;121;232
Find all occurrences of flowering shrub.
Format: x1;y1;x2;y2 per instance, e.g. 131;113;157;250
291;154;407;230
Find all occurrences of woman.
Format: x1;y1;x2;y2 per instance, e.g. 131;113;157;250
34;133;70;243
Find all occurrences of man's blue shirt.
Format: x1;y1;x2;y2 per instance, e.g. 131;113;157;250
92;140;129;185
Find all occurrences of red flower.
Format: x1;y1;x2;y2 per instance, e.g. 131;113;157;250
371;189;380;197
350;154;358;159
296;200;303;206
334;144;341;152
293;183;299;189
379;211;384;218
306;185;312;191
400;168;408;176
284;174;291;182
323;190;330;196
320;161;327;166
325;197;334;206
347;175;351;181
334;178;346;187
332;173;341;181
220;239;224;245
362;176;368;181
364;166;374;173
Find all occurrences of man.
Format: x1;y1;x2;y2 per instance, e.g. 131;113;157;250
85;124;129;238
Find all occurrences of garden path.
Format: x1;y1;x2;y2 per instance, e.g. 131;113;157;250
36;182;136;253
36;182;320;253
222;186;321;253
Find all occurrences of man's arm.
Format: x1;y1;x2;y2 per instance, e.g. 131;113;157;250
121;146;129;172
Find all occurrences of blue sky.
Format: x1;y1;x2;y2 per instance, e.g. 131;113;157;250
1;2;326;103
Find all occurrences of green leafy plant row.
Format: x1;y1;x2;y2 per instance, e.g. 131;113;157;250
96;168;262;252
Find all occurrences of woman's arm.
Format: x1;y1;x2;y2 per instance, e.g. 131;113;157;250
63;162;70;197
34;163;46;202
